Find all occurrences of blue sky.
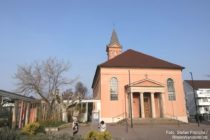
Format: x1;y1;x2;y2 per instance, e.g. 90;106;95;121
0;0;210;93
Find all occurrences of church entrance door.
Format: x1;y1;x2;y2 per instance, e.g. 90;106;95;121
133;93;140;118
144;94;151;118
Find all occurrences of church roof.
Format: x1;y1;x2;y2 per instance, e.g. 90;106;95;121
92;49;184;88
100;49;184;69
185;80;210;89
108;29;121;46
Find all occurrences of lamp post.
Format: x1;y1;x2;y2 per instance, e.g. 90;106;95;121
128;70;133;128
190;72;200;127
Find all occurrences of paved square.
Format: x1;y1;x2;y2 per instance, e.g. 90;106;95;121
57;123;210;140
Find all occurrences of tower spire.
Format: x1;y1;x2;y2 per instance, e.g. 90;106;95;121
106;29;122;60
109;29;120;46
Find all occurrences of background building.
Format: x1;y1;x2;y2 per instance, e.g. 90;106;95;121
0;90;38;128
184;80;210;121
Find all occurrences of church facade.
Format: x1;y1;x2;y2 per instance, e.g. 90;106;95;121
92;30;188;123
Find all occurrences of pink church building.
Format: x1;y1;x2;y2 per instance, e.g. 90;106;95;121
92;30;188;123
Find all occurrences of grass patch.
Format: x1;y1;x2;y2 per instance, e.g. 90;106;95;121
40;121;66;127
20;133;82;140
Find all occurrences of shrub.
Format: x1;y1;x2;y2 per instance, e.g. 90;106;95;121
0;127;20;140
85;131;112;140
21;122;40;135
39;120;66;127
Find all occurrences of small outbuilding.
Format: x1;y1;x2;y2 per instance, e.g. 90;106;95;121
0;90;38;129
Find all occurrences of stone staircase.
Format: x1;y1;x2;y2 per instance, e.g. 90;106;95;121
114;118;186;126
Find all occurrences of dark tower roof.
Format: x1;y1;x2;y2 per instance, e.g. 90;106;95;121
109;29;121;46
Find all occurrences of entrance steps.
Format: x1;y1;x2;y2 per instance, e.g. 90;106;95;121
115;118;185;125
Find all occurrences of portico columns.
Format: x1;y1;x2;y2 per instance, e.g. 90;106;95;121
131;92;134;119
151;92;156;118
128;90;134;119
160;93;166;118
140;93;145;118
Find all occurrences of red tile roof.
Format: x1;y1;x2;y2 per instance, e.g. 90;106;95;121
100;49;184;69
92;49;184;88
185;80;210;89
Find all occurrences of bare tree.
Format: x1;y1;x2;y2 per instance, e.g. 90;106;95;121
75;81;88;99
59;82;88;122
14;58;77;121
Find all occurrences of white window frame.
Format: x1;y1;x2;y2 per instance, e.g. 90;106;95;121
110;77;118;100
167;78;176;101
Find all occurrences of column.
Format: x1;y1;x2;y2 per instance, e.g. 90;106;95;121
25;102;30;125
160;93;166;118
128;91;133;119
18;101;24;128
131;92;134;119
151;92;156;118
140;93;145;118
86;102;88;122
12;100;18;129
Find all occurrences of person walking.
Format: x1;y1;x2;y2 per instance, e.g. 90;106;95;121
72;118;79;136
98;120;106;132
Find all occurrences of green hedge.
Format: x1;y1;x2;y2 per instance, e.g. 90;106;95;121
0;127;20;140
39;120;66;127
85;131;112;140
21;122;40;135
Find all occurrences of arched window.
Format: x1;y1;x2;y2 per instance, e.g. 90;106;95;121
167;78;176;100
110;77;118;100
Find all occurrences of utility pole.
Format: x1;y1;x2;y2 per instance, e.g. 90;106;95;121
124;85;128;133
190;72;200;127
128;70;133;128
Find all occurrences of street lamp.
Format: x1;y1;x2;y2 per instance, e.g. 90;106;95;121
128;70;133;128
190;72;200;127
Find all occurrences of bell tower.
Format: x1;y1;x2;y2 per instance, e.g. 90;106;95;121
106;29;122;60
